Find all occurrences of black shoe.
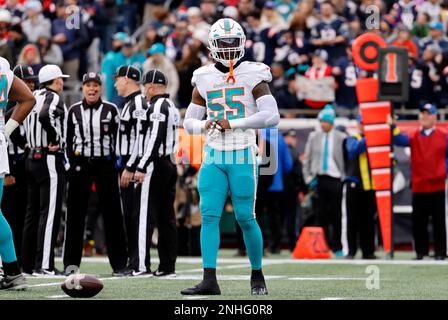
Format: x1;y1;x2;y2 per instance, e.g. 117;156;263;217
112;267;134;277
345;254;355;260
435;256;445;261
0;274;27;290
414;254;424;260
181;280;221;295
251;277;268;295
362;254;378;260
153;269;176;278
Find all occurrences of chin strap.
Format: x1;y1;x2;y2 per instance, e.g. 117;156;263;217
226;59;235;84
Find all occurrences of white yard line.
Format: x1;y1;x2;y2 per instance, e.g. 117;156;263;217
55;257;448;266
289;277;366;281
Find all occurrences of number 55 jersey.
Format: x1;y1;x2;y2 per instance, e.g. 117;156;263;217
192;61;272;151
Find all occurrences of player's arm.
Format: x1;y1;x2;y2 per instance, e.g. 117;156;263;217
5;76;35;139
217;82;280;130
183;87;211;134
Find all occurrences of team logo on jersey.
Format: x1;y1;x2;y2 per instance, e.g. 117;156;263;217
28;67;34;75
150;112;166;122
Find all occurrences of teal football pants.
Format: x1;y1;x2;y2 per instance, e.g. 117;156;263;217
0;177;17;263
198;145;263;270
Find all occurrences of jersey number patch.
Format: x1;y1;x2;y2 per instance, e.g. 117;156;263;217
206;87;245;120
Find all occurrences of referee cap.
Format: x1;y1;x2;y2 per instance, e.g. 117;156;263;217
114;65;141;82
143;69;167;86
82;72;102;85
13;65;37;80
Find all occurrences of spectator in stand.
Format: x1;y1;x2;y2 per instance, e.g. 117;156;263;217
275;0;297;23
0;8;11;38
261;1;288;31
390;104;447;260
246;9;282;66
16;43;42;74
36;31;63;67
302;49;335;109
412;12;430;39
333;45;358;112
238;0;255;27
3;0;25;20
419;21;448;54
187;7;211;35
201;0;221;25
417;0;441;23
101;31;128;105
21;0;51;44
7;23;27;65
395;0;418;30
408;44;441;109
311;1;349;65
143;42;179;102
392;25;419;59
175;41;202;108
52;0;89;87
166;17;191;62
289;0;319;39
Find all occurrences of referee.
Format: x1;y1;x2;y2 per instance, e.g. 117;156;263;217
2;65;36;266
63;72;128;275
131;69;179;277
21;65;68;275
114;65;149;276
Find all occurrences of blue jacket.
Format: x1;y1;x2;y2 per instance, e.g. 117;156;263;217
51;18;88;61
261;129;293;192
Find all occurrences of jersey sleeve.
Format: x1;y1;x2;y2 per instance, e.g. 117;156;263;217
191;66;208;99
0;57;14;96
243;62;273;91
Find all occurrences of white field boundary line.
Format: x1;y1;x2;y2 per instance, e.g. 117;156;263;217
56;257;448;266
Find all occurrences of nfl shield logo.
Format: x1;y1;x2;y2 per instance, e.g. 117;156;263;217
28;67;34;75
89;72;96;78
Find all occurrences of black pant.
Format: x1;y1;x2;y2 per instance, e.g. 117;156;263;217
313;175;343;251
344;183;376;257
1;154;27;266
412;192;447;257
22;154;65;272
128;157;178;272
63;157;128;271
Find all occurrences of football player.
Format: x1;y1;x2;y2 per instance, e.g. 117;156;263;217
0;57;35;290
182;18;280;295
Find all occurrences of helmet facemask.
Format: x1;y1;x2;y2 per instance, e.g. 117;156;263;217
209;35;246;67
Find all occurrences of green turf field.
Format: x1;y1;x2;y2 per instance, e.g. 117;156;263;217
1;250;448;300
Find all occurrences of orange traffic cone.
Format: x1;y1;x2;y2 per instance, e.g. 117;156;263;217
292;227;333;259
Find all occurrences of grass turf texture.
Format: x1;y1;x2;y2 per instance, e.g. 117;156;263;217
1;250;448;300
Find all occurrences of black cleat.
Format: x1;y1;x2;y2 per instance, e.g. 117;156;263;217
251;270;268;295
0;274;27;290
181;280;221;295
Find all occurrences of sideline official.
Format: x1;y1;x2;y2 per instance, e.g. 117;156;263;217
63;72;128;274
127;70;179;276
21;65;68;275
114;65;148;276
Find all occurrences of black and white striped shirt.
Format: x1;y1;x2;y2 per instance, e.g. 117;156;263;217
128;94;180;173
24;88;67;149
66;99;119;158
116;91;147;164
5;101;27;156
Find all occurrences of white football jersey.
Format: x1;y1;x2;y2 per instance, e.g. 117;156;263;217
192;61;272;151
0;57;13;175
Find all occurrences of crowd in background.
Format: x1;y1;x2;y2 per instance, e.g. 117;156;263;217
2;0;448;111
1;0;448;259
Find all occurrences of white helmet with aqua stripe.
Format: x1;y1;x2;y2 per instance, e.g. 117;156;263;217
208;18;246;67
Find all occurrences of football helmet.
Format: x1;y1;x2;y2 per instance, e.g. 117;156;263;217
208;18;246;67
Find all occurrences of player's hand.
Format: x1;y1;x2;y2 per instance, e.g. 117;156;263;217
120;169;134;188
386;114;395;126
3;175;15;187
134;171;146;184
48;143;60;152
215;119;231;131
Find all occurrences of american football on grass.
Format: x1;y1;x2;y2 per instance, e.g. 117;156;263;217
61;274;103;298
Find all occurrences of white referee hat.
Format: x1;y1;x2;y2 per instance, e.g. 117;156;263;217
38;65;69;83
